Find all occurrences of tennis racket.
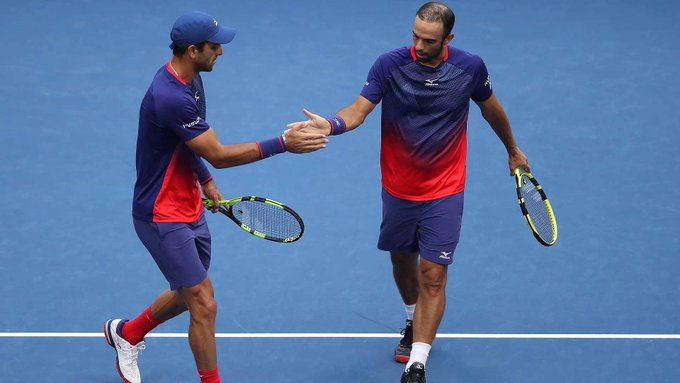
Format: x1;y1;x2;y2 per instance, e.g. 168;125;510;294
514;168;558;246
203;197;304;243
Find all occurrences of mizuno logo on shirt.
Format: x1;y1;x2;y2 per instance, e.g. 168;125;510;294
484;75;492;89
425;79;439;87
439;251;452;260
194;91;200;101
182;117;201;129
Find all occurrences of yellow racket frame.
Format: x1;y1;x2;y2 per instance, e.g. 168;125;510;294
515;168;558;246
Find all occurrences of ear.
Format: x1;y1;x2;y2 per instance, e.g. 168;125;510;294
187;45;198;59
444;33;454;45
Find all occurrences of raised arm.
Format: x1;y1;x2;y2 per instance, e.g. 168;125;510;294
290;96;377;135
186;126;328;169
476;93;530;175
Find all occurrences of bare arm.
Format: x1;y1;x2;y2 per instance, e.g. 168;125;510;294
330;96;377;133
186;127;328;169
288;96;377;135
475;93;530;175
186;129;261;169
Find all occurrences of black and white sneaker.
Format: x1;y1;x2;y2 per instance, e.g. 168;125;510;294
400;362;426;383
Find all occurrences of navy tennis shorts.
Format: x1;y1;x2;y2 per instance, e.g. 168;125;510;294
133;213;212;291
378;189;464;265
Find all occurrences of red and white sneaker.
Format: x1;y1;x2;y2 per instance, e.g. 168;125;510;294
105;319;145;383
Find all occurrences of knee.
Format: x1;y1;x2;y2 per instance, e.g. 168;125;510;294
420;268;447;295
189;297;217;324
201;298;217;318
182;278;218;324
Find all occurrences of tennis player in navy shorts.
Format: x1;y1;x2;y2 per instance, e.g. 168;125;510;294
103;11;328;383
290;2;530;382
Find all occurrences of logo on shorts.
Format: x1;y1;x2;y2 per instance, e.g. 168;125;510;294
439;251;452;260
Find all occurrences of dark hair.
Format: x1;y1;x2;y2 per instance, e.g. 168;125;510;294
416;2;455;38
172;41;207;56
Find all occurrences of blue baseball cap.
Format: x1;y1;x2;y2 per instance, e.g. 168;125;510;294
169;11;236;49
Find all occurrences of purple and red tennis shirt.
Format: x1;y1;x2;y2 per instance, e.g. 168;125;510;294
133;45;490;222
360;45;492;201
133;64;212;223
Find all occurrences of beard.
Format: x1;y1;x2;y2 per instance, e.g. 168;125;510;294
195;56;216;72
197;61;214;72
416;43;445;63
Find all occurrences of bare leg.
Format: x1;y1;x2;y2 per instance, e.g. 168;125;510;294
150;289;188;322
412;258;447;344
179;276;218;371
390;252;421;305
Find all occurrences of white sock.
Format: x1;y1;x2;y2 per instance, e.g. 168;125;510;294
405;342;431;371
404;304;416;321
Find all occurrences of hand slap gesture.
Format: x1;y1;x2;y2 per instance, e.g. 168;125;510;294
283;123;329;153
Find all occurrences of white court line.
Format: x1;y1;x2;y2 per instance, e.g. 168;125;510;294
1;332;679;340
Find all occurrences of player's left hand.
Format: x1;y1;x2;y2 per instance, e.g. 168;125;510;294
201;180;223;213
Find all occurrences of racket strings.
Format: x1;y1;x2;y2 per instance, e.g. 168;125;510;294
520;177;556;242
232;201;302;241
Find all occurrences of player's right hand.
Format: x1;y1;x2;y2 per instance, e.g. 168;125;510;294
284;124;328;154
286;109;333;136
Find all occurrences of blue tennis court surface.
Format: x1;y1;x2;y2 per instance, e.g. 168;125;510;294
1;1;679;382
